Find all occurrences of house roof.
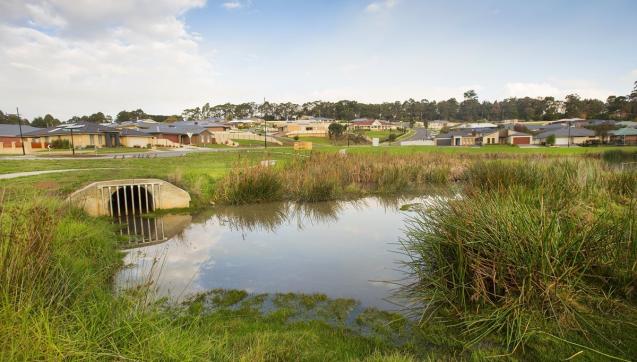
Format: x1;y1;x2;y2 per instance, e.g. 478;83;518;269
526;123;566;132
119;128;153;137
0;124;42;137
436;129;476;139
616;121;637;128
535;127;596;139
137;125;210;135
610;128;637;136
170;120;229;128
458;122;498;129
23;122;119;137
351;119;391;126
583;119;616;126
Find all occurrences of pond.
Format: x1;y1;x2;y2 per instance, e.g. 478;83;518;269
115;196;442;310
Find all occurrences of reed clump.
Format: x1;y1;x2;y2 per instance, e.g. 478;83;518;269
214;153;465;204
401;159;637;356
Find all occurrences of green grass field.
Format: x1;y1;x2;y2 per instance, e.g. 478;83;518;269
232;138;281;147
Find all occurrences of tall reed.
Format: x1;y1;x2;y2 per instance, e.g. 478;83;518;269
214;153;464;204
401;159;637;355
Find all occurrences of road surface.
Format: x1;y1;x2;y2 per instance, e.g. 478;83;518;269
404;128;433;141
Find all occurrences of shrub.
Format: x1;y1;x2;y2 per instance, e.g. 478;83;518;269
546;134;556;146
50;139;70;149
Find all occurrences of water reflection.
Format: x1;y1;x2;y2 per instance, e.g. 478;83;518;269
115;195;444;309
115;214;192;249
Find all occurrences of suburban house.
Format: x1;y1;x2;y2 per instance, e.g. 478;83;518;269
349;119;397;130
435;128;533;147
435;129;478;146
138;125;214;147
534;127;598;146
0;124;42;153
278;120;330;137
119;128;155;148
427;120;460;131
170;120;231;133
24;122;123;149
609;127;637;145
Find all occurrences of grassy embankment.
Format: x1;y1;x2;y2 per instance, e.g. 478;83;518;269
1;148;637;359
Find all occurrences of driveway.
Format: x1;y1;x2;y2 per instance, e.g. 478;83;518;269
405;128;434;141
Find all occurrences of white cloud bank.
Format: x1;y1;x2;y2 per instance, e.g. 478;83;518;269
0;0;215;119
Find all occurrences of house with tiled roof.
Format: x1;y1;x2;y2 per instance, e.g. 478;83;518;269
534;127;598;146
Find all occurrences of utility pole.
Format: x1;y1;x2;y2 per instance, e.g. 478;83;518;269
16;107;26;156
263;97;267;149
567;122;571;148
70;127;76;156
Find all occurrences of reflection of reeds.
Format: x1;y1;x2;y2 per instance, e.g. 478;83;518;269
213;202;291;233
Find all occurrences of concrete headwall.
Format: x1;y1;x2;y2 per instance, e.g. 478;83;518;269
68;178;191;216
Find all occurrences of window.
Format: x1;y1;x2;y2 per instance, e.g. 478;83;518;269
90;134;95;145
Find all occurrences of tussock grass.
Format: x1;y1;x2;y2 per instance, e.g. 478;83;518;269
401;159;637;358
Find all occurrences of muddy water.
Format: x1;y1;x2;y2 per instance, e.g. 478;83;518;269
115;196;442;310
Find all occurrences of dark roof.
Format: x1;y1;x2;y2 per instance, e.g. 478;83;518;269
436;129;476;138
171;120;229;128
137;125;210;135
584;119;616;126
119;128;153;137
526;123;566;132
535;127;596;139
0;124;42;137
22;122;118;137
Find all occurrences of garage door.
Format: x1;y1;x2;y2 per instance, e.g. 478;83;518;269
512;136;530;145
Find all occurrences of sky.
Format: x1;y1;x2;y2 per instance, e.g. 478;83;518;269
0;0;636;120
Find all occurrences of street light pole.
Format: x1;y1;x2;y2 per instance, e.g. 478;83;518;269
70;127;76;156
567;123;571;148
16;107;25;156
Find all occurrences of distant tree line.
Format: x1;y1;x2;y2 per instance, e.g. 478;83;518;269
181;82;637;123
3;81;636;126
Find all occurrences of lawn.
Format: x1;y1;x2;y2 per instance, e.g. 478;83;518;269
232;138;282;147
0;150;300;205
34;146;151;156
362;130;393;139
290;136;344;147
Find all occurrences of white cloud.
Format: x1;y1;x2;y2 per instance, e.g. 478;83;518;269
365;0;398;13
222;1;242;10
0;0;214;120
